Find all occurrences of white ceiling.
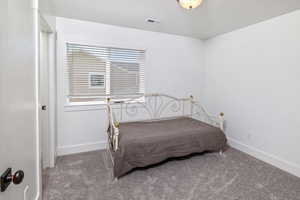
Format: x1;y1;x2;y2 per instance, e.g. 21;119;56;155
40;0;300;39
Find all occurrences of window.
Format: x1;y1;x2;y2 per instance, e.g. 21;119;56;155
66;43;145;104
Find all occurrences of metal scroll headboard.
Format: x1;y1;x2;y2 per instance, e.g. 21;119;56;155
107;93;224;131
107;93;192;122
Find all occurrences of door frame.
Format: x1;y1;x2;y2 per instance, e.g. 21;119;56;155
39;14;57;169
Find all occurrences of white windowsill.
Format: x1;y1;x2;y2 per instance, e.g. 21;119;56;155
64;98;145;112
67;101;107;106
64;101;107;112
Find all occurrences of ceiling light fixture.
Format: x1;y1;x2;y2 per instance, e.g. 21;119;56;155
177;0;203;10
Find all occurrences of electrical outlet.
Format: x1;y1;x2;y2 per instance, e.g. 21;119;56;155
246;131;255;143
247;133;252;140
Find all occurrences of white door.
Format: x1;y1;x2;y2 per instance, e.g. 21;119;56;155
0;0;41;199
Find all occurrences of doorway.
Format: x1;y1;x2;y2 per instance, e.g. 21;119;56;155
39;15;57;170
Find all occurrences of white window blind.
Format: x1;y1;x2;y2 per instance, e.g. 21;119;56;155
66;43;145;102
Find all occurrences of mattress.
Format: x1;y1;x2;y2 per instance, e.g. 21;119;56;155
112;117;227;178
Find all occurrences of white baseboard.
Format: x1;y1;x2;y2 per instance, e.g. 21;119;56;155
228;137;300;178
57;141;106;156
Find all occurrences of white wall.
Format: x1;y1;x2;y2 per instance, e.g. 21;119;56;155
55;11;300;178
56;17;204;155
202;10;300;177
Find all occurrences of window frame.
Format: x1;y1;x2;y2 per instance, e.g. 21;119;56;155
63;41;146;108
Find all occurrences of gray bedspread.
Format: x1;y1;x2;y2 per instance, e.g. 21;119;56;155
112;117;227;178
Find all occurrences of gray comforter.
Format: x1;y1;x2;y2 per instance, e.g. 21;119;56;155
112;117;227;178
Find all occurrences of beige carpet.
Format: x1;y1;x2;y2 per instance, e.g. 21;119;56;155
43;148;300;200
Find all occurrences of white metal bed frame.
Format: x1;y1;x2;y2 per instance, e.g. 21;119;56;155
105;93;225;177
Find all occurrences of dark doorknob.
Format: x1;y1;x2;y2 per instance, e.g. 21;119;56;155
0;168;24;192
12;170;24;185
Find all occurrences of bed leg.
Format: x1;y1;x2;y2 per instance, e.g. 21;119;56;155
219;150;223;156
111;171;118;182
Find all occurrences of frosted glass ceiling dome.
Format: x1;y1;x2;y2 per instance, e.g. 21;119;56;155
177;0;203;10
